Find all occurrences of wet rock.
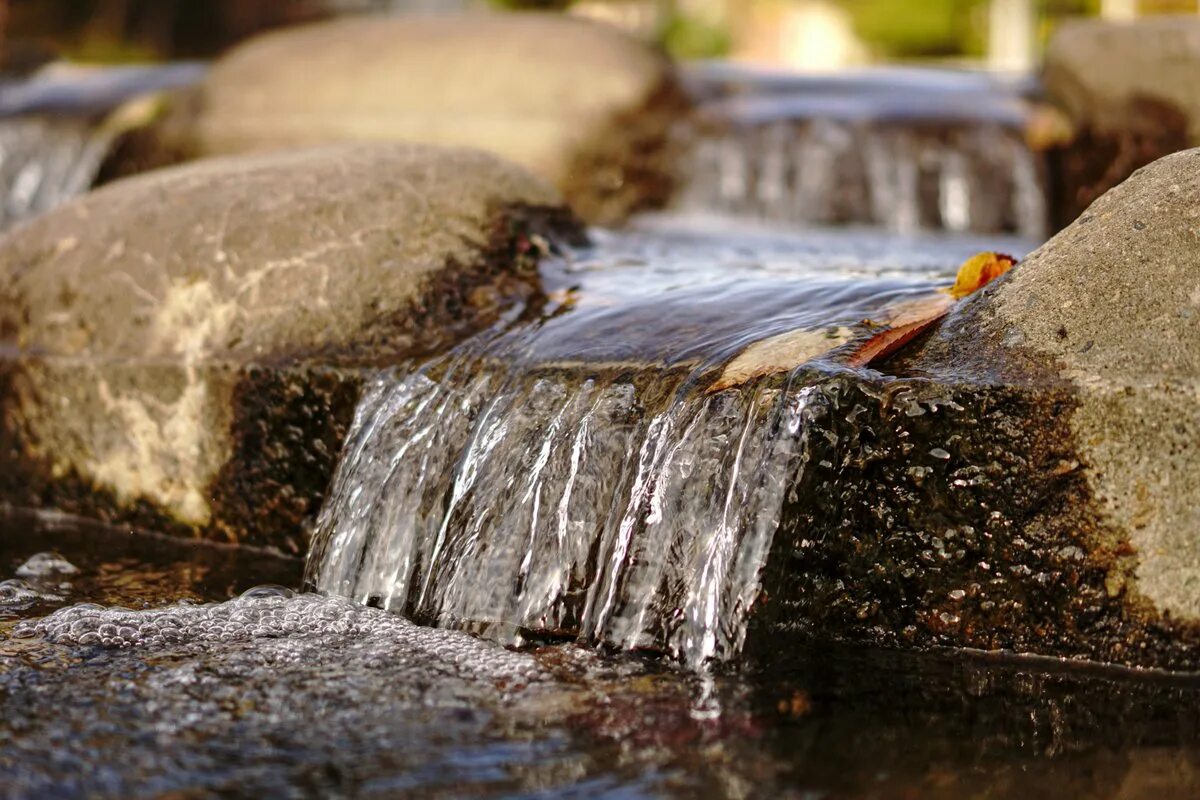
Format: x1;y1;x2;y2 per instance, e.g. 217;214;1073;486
781;147;1200;669
128;13;689;225
0;142;579;552
928;149;1200;625
1043;17;1200;228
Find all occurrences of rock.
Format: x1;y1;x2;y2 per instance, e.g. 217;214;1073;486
1044;18;1200;144
934;149;1200;620
131;13;689;225
1043;17;1200;228
0;142;580;553
778;147;1200;669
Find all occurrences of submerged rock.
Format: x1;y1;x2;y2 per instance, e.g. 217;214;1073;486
123;13;689;225
1043;17;1200;228
0;142;578;552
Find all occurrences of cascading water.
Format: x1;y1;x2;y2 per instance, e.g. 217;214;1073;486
676;68;1048;238
0;62;204;230
305;218;1035;666
0;115;115;230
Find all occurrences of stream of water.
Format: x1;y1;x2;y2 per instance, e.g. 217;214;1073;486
6;60;1196;800
305;217;1034;667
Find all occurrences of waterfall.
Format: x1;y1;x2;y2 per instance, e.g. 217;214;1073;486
305;221;1036;666
677;69;1048;238
0;62;204;230
307;355;819;666
0;115;115;230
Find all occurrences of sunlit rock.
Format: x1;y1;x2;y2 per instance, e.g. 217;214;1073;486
132;13;688;225
860;148;1200;666
0;142;578;552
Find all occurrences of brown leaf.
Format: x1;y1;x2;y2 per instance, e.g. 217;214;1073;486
845;251;1016;368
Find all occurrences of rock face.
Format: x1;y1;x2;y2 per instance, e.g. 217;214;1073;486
1043;17;1200;228
930;148;1200;624
0;142;579;553
134;13;689;225
770;148;1200;669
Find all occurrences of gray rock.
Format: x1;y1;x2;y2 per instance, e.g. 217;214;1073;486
0;142;579;552
894;148;1200;658
135;13;689;225
1044;17;1200;144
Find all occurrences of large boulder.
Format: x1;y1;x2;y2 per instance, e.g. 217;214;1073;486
1043;17;1200;227
765;147;1200;669
0;142;579;553
125;13;690;225
923;148;1200;625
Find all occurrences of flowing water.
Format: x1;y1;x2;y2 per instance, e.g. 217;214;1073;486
5;510;1200;798
0;62;203;231
305;216;1035;667
676;66;1047;238
6;59;1198;800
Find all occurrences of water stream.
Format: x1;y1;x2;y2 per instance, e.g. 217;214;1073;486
7;59;1188;800
0;62;203;230
677;67;1047;237
305;217;1034;666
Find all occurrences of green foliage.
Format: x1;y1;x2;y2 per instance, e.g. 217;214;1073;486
842;0;986;58
487;0;575;8
658;12;732;59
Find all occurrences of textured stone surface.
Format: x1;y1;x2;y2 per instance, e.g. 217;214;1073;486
141;13;688;224
914;148;1200;631
0;142;577;551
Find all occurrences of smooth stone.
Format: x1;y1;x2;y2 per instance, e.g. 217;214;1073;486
0;142;579;552
142;13;688;225
1044;17;1200;144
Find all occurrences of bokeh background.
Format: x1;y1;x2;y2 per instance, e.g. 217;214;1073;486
3;0;1199;72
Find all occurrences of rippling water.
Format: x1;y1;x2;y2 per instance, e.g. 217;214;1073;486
5;513;1200;799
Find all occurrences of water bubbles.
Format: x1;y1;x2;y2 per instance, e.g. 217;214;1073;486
0;578;42;605
240;585;297;600
15;551;80;578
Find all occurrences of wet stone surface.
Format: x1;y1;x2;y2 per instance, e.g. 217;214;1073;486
4;515;1200;798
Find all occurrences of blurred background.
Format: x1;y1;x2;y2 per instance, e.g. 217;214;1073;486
3;0;1199;72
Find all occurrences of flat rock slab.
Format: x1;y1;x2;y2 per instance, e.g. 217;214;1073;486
134;13;688;225
0;142;579;552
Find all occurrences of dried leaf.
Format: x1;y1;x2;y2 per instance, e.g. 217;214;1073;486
708;327;852;393
846;251;1016;368
945;252;1016;299
845;317;946;368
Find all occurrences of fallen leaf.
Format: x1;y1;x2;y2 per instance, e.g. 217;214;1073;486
708;327;852;393
846;251;1016;368
945;252;1016;299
